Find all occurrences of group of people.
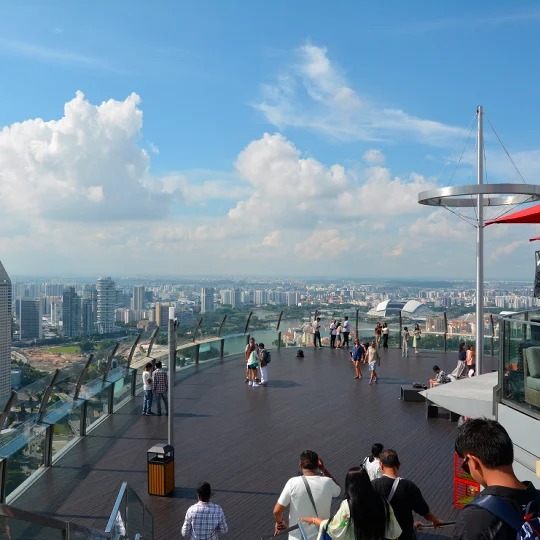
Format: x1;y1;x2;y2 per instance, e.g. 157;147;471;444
351;338;380;384
141;360;169;416
314;317;352;349
245;337;270;387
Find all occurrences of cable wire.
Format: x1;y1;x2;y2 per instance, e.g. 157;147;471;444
445;114;476;187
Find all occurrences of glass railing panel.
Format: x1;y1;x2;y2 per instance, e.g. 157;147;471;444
2;518;65;539
501;318;540;419
50;402;82;459
222;334;248;356
5;429;47;498
85;384;112;431
112;370;133;410
176;344;198;369
198;339;221;364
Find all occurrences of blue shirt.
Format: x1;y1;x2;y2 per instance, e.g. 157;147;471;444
352;344;364;361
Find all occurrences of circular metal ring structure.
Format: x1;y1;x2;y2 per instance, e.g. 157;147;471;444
418;183;540;208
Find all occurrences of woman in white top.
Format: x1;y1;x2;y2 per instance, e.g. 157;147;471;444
363;443;384;481
299;467;401;540
412;324;422;354
381;324;389;349
335;323;342;349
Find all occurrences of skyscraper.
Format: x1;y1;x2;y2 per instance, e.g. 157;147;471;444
83;284;97;333
0;260;12;399
232;289;242;309
81;298;94;335
97;277;116;334
62;287;81;338
155;302;171;327
20;298;42;341
132;286;145;311
200;287;215;313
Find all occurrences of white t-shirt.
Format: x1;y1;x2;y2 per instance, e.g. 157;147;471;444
143;370;152;391
343;320;350;332
313;321;320;333
364;457;382;481
330;323;336;336
245;343;260;355
278;475;340;540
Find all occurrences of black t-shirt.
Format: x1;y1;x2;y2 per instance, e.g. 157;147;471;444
452;482;537;540
372;476;430;540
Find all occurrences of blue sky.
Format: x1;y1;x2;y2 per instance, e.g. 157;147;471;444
1;0;540;278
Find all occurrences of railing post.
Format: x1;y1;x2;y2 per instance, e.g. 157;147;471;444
217;315;227;338
44;424;54;467
192;318;203;343
490;314;495;356
146;327;160;357
108;383;115;414
220;338;225;359
102;343;120;386
276;310;284;332
399;311;403;349
73;354;94;401
244;311;253;335
443;312;448;352
0;391;17;433
195;343;200;365
38;369;61;423
0;458;7;503
131;369;138;397
245;334;250;346
80;400;88;436
355;309;359;339
278;331;282;348
126;334;141;370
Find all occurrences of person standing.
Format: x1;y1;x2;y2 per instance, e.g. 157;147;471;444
382;323;389;349
335;322;342;349
362;443;384;481
142;362;154;416
375;323;382;349
244;337;259;383
274;450;340;540
412;324;422;354
245;344;259;387
312;317;322;348
258;342;269;386
342;316;351;348
451;343;468;380
366;341;380;385
351;337;364;379
466;345;476;376
372;450;443;540
330;320;337;348
402;327;410;358
181;482;228;539
452;418;538;540
152;360;169;416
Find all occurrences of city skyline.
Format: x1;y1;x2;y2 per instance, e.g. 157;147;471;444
2;2;540;278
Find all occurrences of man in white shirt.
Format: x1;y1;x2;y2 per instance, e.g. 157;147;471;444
342;316;351;348
312;317;322;348
142;362;154;415
274;450;340;540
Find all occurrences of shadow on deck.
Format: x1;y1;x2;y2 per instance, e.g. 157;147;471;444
13;346;497;539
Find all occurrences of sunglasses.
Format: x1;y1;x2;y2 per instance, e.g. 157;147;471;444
455;444;471;475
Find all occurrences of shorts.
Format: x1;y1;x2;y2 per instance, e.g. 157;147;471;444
247;364;258;370
368;361;377;371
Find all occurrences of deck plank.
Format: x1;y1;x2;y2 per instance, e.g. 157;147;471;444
13;346;497;539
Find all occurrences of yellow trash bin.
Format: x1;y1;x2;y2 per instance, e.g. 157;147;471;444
147;444;175;496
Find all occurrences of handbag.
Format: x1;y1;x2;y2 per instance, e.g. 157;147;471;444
301;476;332;540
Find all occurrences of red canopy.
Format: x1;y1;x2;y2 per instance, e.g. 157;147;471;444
485;204;540;226
530;236;540;242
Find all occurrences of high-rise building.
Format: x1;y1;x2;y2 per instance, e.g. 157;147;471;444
97;277;116;334
62;287;82;338
81;298;94;335
20;298;43;341
132;286;145;311
83;284;97;333
0;260;12;399
200;288;215;313
221;289;233;306
50;298;62;326
232;289;242;309
45;283;65;297
155;302;171;327
254;290;268;306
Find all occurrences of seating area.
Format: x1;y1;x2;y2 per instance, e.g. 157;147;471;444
10;344;477;539
523;346;540;408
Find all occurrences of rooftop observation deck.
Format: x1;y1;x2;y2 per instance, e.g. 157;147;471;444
12;345;496;539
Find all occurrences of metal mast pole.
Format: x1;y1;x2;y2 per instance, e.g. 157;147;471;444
168;307;176;446
476;106;484;375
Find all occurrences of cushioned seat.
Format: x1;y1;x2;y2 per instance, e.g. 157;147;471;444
526;376;540;391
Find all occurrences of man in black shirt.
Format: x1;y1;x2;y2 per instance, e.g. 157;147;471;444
372;450;443;540
452;418;538;540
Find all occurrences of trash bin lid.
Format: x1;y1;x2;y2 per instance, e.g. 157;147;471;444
148;443;174;454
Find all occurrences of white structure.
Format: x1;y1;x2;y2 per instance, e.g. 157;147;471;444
97;277;116;334
200;287;215;313
0;260;12;399
367;299;435;319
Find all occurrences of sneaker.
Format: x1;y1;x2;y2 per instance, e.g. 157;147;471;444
260;382;268;386
252;383;260;387
245;378;249;383
248;381;253;386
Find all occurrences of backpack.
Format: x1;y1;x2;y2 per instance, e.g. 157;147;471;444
469;492;540;540
263;350;271;364
295;349;304;358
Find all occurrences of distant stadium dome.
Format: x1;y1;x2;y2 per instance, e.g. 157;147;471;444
367;299;435;319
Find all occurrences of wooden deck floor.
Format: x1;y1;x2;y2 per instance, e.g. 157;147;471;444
14;345;497;539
